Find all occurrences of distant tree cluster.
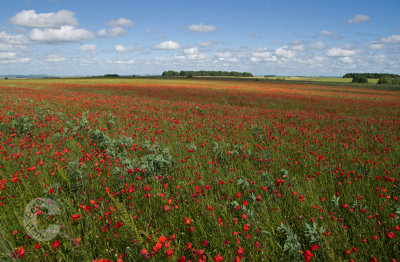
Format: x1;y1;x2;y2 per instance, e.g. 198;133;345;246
104;74;120;78
161;71;180;77
377;76;400;85
352;75;368;83
343;73;399;79
162;70;253;77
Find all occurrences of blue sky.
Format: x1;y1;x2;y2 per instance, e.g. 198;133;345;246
0;0;399;76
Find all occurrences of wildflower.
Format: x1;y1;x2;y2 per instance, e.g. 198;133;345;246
303;250;313;262
51;240;60;250
15;246;25;258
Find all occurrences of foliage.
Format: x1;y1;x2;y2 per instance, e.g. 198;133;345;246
377;76;400;85
0;78;399;261
343;73;399;79
162;70;253;77
352;75;368;83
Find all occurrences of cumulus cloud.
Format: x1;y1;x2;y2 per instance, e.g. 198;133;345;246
108;18;134;27
10;10;78;28
0;31;29;51
339;57;353;63
184;47;198;55
0;57;30;64
109;58;134;65
114;44;133;52
46;53;66;62
188;23;216;33
347;14;371;24
109;27;125;37
309;41;326;50
183;47;207;60
313;56;326;62
197;41;214;47
215;51;232;58
0;52;17;59
97;28;107;37
29;26;93;43
367;43;384;50
96;27;125;37
250;48;277;62
291;45;304;51
153;40;180;50
214;51;238;62
275;46;295;58
325;47;356;57
79;44;96;52
320;30;341;39
379;34;400;44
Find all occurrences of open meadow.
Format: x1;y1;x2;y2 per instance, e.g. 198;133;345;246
0;78;400;261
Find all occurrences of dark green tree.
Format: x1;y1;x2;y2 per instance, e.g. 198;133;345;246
352;75;368;83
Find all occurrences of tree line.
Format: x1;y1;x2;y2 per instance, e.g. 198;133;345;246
162;70;253;77
343;73;399;79
344;73;400;85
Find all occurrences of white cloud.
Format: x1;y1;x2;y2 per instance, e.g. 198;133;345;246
373;54;387;63
29;26;93;43
250;48;277;62
198;41;214;47
367;43;384;50
309;41;326;50
108;27;125;37
46;53;66;63
153;40;180;50
215;51;238;62
313;56;326;62
79;44;96;52
114;44;133;52
184;47;198;55
188;23;217;33
379;34;400;44
339;57;353;64
97;28;107;37
320;30;341;39
96;27;125;37
10;10;78;28
325;47;356;57
0;31;29;45
291;45;304;51
108;18;134;27
0;43;14;51
275;46;295;58
347;14;371;24
109;58;134;65
183;47;207;60
0;52;17;59
215;51;232;58
0;57;30;64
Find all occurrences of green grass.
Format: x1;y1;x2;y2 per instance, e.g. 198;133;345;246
0;78;399;261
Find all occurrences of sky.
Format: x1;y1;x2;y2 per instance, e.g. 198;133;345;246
0;0;399;76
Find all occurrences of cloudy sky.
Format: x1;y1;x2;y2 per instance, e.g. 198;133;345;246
0;0;399;76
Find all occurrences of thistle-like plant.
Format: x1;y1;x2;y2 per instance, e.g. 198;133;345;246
277;223;302;256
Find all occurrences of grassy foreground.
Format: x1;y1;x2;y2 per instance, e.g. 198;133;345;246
0;78;399;261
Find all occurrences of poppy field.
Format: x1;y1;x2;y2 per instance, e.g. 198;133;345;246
0;78;399;261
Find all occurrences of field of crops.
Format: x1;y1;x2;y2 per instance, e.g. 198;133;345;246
263;77;380;84
0;78;399;261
